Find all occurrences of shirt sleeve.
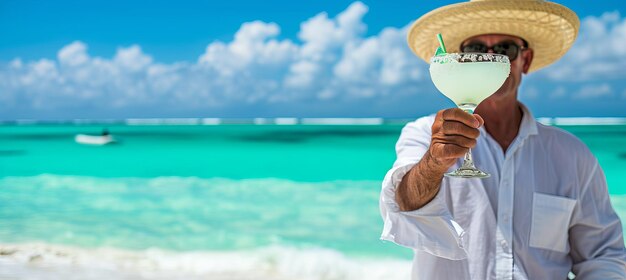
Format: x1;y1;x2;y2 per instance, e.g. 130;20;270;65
569;161;626;279
379;117;468;260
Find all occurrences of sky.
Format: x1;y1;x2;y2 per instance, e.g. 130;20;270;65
1;0;625;120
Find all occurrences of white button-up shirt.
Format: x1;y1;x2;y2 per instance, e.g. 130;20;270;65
380;105;626;279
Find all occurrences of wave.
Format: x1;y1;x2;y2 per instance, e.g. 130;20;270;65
1;175;623;280
0;174;409;259
0;242;411;280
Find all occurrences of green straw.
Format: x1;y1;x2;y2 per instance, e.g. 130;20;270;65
437;33;447;53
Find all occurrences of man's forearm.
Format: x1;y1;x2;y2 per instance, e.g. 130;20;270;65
395;152;449;211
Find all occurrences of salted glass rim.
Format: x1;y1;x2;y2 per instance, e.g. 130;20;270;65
430;53;510;64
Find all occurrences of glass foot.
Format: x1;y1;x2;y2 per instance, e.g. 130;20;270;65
445;167;490;178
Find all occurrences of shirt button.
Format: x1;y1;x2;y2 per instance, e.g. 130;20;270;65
500;240;509;253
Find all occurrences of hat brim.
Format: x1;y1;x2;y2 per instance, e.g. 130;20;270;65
407;1;579;72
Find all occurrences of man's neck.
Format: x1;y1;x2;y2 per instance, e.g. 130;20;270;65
475;97;523;153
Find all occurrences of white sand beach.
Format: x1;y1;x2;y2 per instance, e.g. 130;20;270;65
0;243;411;280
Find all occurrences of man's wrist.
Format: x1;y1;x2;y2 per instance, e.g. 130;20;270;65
425;150;452;174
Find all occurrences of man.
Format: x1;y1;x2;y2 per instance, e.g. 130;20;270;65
379;0;626;279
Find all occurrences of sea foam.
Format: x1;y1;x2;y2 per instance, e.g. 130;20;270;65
0;242;411;280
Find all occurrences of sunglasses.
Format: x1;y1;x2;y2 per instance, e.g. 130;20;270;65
461;41;526;61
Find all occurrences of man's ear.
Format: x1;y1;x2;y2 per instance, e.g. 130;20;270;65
522;49;534;74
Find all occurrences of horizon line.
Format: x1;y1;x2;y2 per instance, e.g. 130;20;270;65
2;117;626;126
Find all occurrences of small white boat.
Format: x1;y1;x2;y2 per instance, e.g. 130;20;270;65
75;134;115;145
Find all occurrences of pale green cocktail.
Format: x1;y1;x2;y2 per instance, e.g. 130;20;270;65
429;53;510;178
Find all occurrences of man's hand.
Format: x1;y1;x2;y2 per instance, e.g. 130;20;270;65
428;108;484;169
395;108;484;211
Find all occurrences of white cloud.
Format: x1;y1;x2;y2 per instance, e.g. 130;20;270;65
11;3;622;117
9;58;23;69
573;84;613;99
543;11;626;81
114;45;152;72
21;59;59;87
58;41;89;66
297;2;368;61
198;20;298;77
333;25;423;88
334;37;380;83
284;60;319;89
0;1;427;114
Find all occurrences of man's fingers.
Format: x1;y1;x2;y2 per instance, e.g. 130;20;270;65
442;144;468;159
432;134;477;148
447;135;477;148
442;120;480;139
474;114;484;127
431;108;481;164
431;143;468;160
442;108;480;128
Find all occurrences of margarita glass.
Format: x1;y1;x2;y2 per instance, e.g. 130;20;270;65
430;53;510;178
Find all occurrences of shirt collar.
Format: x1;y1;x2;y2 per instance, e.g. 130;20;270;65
518;102;538;139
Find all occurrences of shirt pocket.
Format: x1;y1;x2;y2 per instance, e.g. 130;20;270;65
529;192;576;253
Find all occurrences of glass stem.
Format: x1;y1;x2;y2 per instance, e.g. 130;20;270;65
461;149;477;169
459;103;477;170
458;103;476;114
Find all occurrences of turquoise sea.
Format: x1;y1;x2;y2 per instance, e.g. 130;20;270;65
0;121;624;279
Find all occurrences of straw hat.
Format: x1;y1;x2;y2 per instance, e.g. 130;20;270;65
407;0;580;72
